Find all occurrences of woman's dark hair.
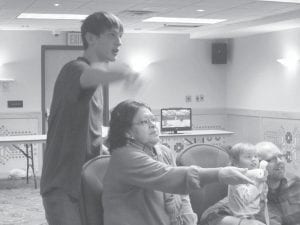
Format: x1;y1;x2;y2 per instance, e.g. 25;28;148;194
81;11;123;49
107;100;151;152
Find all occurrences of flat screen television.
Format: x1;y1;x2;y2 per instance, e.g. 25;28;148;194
160;108;192;134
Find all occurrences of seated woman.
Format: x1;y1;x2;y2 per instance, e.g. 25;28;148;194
102;100;255;225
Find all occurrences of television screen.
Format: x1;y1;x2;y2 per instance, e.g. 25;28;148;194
160;108;192;133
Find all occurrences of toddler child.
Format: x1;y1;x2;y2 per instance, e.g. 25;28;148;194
227;143;269;224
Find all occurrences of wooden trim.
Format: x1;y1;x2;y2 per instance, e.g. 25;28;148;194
41;46;46;134
103;85;109;126
41;45;83;51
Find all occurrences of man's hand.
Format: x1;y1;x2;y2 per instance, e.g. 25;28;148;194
121;66;144;92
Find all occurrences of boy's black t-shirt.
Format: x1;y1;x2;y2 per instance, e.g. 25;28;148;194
40;57;103;199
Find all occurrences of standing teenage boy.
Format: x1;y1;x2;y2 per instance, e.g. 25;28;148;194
40;11;139;225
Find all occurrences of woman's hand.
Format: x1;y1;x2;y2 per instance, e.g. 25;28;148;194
218;167;255;185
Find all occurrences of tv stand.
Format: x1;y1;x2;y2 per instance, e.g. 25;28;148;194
163;130;184;134
159;130;234;153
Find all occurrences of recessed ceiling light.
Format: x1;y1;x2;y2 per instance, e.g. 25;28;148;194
258;0;300;3
143;17;226;24
17;13;88;20
54;3;60;7
196;9;205;12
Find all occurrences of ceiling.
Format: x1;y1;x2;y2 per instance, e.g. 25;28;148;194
1;0;300;39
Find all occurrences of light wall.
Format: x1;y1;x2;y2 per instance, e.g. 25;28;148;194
1;28;300;132
225;28;300;173
1;28;300;175
226;28;300;112
0;31;226;113
0;31;227;177
0;31;66;113
110;34;227;110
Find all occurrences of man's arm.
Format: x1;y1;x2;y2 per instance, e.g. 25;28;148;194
80;62;138;89
201;213;266;225
200;197;265;225
211;216;266;225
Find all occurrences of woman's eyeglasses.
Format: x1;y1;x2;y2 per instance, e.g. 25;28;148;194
132;117;157;126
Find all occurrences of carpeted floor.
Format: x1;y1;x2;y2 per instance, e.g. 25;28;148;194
0;178;47;225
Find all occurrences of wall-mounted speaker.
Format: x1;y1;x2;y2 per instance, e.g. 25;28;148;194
212;43;227;64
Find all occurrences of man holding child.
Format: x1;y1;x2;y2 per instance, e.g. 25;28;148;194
200;141;300;225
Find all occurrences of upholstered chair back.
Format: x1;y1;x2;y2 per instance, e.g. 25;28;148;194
176;144;230;220
80;155;110;225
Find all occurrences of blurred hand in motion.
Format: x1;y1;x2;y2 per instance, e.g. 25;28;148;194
218;167;255;185
102;62;144;93
122;66;144;92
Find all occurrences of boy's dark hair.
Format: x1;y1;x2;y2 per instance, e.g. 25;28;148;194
81;11;123;49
